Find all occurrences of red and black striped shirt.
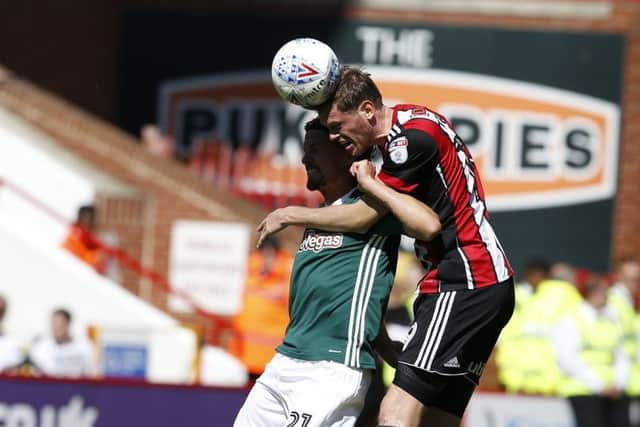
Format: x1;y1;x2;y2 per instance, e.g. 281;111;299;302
378;104;513;294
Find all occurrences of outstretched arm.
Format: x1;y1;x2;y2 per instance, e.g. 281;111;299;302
351;160;441;242
256;185;441;248
256;197;385;248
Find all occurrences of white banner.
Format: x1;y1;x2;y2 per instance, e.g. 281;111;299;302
464;392;575;427
168;220;250;316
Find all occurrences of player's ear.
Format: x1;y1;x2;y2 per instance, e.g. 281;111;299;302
359;100;375;120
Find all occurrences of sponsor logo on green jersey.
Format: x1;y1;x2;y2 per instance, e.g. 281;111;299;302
298;230;343;253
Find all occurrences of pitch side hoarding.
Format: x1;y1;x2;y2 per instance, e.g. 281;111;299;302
0;377;247;427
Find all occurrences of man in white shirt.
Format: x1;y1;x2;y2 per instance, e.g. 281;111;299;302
29;308;96;378
0;295;23;373
553;279;631;427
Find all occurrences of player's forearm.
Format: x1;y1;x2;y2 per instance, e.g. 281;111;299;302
281;204;377;234
257;201;383;248
363;178;441;241
375;325;399;368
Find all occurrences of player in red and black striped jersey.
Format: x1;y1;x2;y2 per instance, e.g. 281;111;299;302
379;104;512;293
257;66;514;427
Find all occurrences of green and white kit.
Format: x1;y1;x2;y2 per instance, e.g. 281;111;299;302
277;188;402;369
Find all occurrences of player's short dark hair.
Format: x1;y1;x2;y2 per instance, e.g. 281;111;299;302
304;116;372;162
52;308;72;323
323;66;383;113
304;117;327;133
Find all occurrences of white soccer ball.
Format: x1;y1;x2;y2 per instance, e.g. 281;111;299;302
271;38;341;109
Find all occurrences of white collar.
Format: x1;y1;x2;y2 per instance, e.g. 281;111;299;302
324;187;359;207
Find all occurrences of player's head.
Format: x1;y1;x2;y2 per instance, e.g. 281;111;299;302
51;308;72;343
316;66;383;158
302;118;360;193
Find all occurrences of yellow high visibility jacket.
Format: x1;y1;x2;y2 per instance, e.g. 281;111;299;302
496;282;532;392
498;280;582;395
556;304;624;397
608;285;637;360
627;314;640;396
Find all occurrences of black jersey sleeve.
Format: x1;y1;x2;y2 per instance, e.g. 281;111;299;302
379;127;439;194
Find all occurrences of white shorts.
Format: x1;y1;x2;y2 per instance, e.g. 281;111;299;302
233;353;371;427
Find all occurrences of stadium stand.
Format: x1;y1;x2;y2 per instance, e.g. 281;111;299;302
0;64;304;346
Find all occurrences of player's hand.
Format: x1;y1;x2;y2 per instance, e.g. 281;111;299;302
350;160;377;192
257;208;289;248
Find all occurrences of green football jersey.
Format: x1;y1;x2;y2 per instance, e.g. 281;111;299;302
277;188;402;369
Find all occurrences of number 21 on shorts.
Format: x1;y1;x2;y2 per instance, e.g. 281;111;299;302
286;411;312;427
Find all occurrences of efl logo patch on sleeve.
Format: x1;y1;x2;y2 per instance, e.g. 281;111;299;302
388;137;409;164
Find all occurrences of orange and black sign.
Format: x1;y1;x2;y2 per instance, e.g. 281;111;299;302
120;12;624;272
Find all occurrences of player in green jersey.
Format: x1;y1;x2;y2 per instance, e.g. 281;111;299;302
234;119;434;427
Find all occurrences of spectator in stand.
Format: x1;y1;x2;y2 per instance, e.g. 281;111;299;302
515;257;550;311
227;235;292;381
496;257;550;392
29;308;97;378
609;257;640;362
141;124;175;159
550;261;578;286
553;278;631;427
0;295;23;374
61;205;106;274
500;260;582;395
609;257;640;424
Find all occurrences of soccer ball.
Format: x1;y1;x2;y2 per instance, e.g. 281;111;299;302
271;38;341;109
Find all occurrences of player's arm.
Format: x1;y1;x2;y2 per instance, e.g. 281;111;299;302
256;186;438;247
256;198;384;248
351;160;441;242
375;323;399;369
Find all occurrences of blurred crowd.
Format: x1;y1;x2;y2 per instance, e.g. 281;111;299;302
496;256;640;427
140;124;323;210
0;205;106;379
0;297;97;379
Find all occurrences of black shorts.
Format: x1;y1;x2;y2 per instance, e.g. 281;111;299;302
393;278;514;416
